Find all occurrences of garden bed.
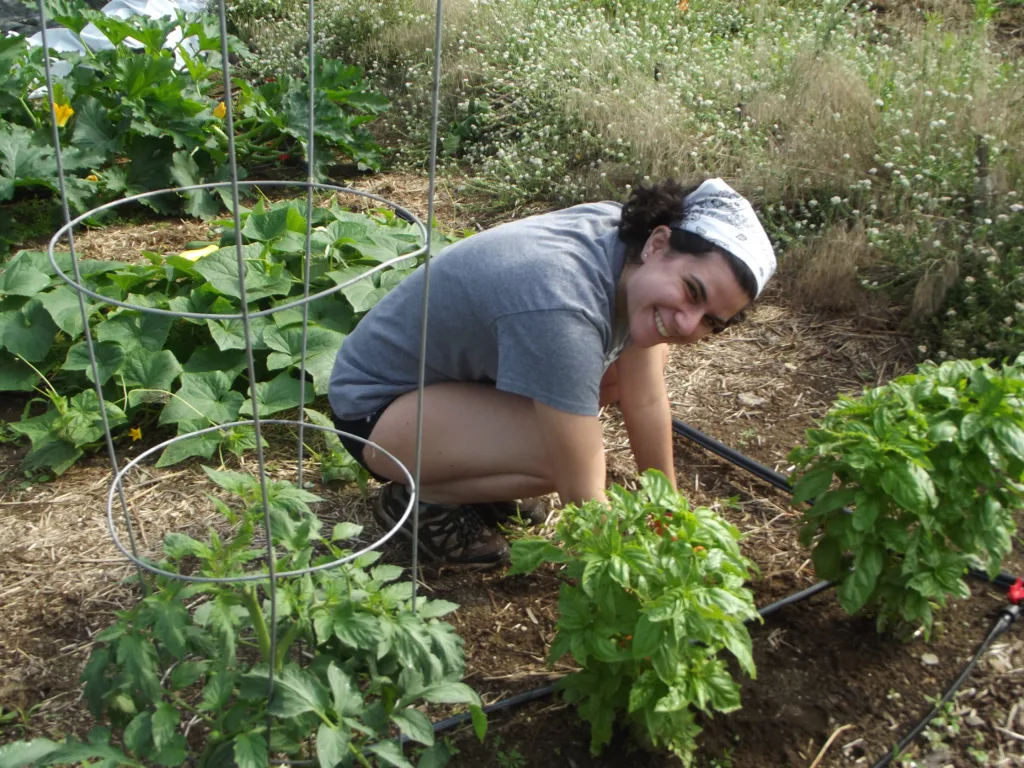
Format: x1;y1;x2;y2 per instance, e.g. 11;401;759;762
2;203;1022;767
3;0;1024;759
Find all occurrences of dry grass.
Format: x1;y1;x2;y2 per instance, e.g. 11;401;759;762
879;0;980;39
344;171;492;232
24;218;216;266
910;250;960;320
563;42;703;181
745;51;880;201
339;0;483;64
780;222;888;314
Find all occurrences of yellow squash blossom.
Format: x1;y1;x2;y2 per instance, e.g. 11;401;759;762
128;427;142;441
213;101;227;119
85;174;100;182
178;244;218;262
54;103;74;128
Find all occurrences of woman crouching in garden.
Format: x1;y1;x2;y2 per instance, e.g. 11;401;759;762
327;178;776;567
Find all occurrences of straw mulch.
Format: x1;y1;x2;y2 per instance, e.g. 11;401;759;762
31;170;487;267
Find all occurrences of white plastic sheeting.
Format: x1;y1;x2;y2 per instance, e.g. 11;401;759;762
26;0;209;80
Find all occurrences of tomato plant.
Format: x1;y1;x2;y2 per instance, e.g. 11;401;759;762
0;199;461;475
789;356;1024;635
508;470;759;763
0;467;485;767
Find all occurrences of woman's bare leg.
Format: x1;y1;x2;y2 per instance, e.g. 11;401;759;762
362;382;558;505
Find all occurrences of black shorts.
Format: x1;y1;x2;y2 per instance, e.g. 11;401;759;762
330;403;395;484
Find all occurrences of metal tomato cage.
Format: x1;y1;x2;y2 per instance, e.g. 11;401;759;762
35;0;448;761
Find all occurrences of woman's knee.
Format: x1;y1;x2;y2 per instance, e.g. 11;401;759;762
362;383;554;484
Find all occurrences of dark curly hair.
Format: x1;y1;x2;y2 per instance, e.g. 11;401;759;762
618;179;759;309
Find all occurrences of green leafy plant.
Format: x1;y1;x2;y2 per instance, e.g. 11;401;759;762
1;0;388;251
0;702;44;737
0;467;485;767
927;211;1024;366
708;746;735;768
6;360;127;475
920;694;962;748
490;736;525;768
0;199;461;475
789;356;1024;635
508;470;759;764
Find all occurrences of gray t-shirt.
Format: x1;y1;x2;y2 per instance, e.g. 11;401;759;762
327;201;630;420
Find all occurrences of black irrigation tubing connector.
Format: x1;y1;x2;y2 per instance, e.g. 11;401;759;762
670;418;1022;590
870;603;1024;768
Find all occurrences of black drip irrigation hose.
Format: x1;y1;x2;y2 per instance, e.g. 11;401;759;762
870;604;1024;768
427;683;559;736
754;578;835;619
671;418;795;495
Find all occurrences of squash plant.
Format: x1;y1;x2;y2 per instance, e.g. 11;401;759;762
789;355;1024;635
0;0;388;241
0;467;486;767
508;470;759;763
0;199;461;475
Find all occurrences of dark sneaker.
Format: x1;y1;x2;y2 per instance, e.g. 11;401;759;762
374;483;510;567
473;497;548;528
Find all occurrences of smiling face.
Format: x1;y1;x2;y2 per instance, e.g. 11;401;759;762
621;225;751;347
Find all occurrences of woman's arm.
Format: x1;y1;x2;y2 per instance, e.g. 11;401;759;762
614;343;677;489
533;400;608;506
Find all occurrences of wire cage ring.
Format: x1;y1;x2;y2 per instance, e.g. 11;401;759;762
46;180;429;320
107;420;417;584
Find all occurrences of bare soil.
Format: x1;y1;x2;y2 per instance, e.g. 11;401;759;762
2;204;1023;768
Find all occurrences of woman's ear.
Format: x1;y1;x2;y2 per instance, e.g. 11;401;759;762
646;225;673;258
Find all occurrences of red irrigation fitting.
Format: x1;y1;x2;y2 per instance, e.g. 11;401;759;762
1008;578;1024;605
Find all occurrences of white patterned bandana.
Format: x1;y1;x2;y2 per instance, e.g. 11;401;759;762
672;178;776;297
